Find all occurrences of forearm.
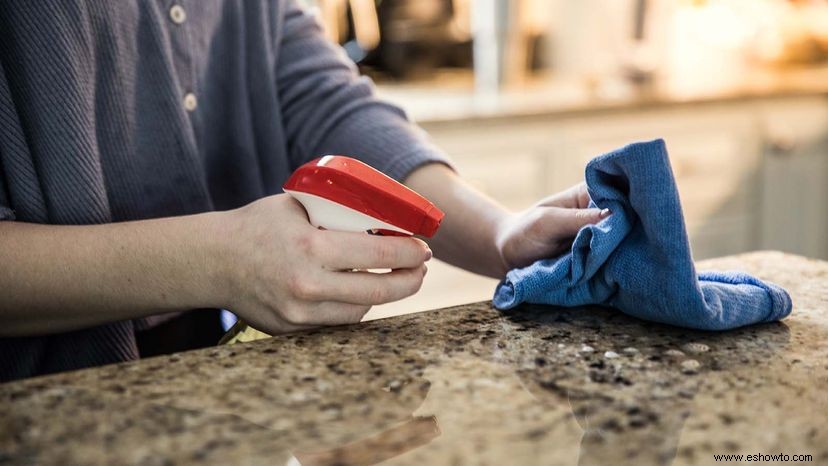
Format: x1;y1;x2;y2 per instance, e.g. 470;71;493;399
0;212;232;337
404;163;511;279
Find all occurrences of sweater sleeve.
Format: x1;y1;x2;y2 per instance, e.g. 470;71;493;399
276;0;451;182
0;63;14;221
0;163;13;221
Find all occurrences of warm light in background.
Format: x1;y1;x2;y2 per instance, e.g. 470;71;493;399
295;0;828;320
302;0;828;97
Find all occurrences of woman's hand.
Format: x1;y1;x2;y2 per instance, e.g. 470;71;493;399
495;183;610;271
225;194;431;334
403;164;608;280
0;192;427;337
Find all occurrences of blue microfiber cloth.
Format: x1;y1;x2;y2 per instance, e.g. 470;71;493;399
493;139;792;330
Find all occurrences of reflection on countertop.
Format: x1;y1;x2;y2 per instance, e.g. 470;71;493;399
1;251;827;465
375;67;828;124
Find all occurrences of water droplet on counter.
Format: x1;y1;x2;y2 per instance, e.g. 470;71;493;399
604;351;620;359
580;345;595;353
681;359;701;374
622;347;639;355
664;349;685;358
385;380;403;392
682;342;710;354
557;343;566;349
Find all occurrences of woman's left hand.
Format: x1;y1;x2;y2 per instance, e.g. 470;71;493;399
495;183;610;272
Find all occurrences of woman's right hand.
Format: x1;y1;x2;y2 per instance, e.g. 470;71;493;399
222;194;431;334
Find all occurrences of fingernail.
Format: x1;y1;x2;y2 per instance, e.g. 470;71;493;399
600;208;611;218
425;248;433;261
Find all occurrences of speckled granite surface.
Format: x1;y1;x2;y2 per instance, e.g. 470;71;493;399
1;251;826;466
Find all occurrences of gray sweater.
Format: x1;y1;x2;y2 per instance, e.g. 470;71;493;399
0;0;447;382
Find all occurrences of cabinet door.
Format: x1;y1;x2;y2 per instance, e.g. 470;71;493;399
423;119;553;211
760;97;828;260
546;105;763;260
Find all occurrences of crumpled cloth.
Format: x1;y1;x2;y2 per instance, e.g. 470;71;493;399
493;139;792;330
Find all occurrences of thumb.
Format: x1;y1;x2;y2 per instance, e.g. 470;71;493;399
550;207;610;237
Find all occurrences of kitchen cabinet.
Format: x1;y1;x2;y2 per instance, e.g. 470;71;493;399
759;98;828;259
544;104;764;260
365;95;828;321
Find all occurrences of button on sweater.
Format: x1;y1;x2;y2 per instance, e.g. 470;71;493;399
0;0;448;382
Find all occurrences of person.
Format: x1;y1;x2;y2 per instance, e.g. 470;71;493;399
0;0;608;382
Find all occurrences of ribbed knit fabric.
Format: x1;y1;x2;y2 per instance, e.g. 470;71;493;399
0;0;448;382
493;139;793;330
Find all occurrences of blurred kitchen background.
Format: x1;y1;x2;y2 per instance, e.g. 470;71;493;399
300;0;828;319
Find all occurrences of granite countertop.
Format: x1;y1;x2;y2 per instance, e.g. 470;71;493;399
1;251;826;465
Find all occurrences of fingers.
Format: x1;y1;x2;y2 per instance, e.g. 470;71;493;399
536;206;610;238
537;183;592;209
275;264;427;327
313;264;428;306
315;231;432;270
575;184;591;209
279;301;372;327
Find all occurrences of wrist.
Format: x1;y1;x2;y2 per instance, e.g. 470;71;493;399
493;211;517;277
189;210;240;311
